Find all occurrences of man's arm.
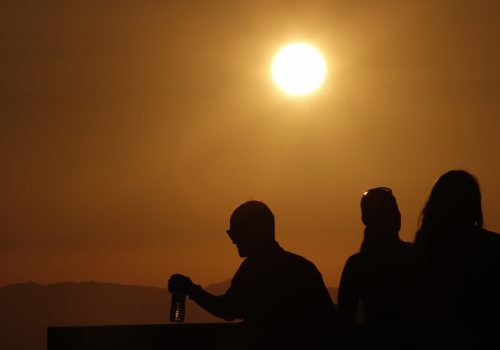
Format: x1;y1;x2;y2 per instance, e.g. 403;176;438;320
168;274;240;321
188;284;239;321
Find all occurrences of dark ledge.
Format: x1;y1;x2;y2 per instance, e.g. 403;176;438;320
47;322;498;350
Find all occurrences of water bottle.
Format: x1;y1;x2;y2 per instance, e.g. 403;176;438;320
169;292;186;322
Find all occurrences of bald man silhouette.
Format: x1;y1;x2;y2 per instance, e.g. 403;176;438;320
169;200;337;323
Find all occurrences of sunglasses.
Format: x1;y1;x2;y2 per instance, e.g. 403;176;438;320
363;187;393;196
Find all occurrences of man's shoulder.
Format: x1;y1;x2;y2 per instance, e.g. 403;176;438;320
277;249;323;275
282;249;315;264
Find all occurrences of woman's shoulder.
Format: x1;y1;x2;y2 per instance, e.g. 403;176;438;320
481;228;500;245
340;253;364;270
482;228;500;236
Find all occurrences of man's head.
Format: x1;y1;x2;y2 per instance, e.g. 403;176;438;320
361;187;401;232
226;200;275;257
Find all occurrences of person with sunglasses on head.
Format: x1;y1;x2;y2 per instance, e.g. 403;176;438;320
338;187;415;324
168;200;337;323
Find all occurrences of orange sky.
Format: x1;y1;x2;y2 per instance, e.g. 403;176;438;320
1;0;499;289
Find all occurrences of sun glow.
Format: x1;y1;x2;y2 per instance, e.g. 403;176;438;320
272;43;326;96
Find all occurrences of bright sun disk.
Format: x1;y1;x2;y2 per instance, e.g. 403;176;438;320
272;43;326;96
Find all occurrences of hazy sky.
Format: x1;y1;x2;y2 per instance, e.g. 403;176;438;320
1;0;499;289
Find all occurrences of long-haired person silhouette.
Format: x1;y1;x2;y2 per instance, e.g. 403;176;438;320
338;187;415;324
168;200;337;323
414;170;500;322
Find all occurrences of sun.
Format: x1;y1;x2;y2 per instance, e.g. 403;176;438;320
272;43;327;96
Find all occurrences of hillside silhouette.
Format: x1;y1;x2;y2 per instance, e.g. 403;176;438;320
0;281;339;350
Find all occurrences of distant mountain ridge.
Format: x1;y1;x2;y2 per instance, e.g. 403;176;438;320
0;281;338;350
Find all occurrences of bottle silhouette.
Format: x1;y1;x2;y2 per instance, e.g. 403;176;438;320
169;293;185;322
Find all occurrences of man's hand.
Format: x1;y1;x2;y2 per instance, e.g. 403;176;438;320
168;274;195;296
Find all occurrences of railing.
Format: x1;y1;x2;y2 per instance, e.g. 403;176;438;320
47;322;496;350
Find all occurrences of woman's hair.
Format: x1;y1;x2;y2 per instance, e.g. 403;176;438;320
360;187;402;253
415;170;483;249
361;187;400;228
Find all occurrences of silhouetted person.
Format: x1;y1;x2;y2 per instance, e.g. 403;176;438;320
413;170;500;323
168;200;337;323
338;187;414;324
